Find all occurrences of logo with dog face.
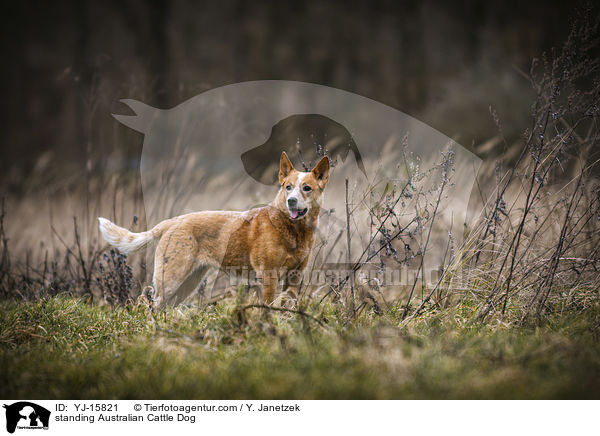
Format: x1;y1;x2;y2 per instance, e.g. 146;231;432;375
3;402;50;433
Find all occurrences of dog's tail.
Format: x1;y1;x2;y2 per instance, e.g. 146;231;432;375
98;217;168;254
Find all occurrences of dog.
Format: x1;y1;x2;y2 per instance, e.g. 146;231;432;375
98;152;330;307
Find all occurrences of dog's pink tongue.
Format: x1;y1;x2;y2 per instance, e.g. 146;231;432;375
290;210;299;219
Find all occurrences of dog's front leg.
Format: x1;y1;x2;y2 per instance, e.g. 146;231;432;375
282;269;303;300
261;269;279;305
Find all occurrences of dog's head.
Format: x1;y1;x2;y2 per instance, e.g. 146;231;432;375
275;152;330;220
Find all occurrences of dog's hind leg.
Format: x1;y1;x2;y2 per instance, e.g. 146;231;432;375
152;227;204;308
169;266;209;306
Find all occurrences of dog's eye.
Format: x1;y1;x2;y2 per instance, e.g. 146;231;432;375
302;185;312;192
286;185;292;191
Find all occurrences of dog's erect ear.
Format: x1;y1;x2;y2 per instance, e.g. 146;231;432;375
279;152;295;184
312;156;330;189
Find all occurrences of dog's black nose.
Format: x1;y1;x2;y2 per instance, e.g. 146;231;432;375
287;197;297;207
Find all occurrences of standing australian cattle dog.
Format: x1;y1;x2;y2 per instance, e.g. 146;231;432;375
98;152;330;307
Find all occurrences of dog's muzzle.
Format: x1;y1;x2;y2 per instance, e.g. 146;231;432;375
287;197;308;219
288;206;308;219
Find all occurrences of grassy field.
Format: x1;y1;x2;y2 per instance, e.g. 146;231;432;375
1;294;599;399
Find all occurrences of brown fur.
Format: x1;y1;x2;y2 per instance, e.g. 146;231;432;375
98;152;330;307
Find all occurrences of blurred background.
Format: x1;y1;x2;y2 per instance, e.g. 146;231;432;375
0;0;575;194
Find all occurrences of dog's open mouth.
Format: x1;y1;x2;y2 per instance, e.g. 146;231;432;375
288;207;308;219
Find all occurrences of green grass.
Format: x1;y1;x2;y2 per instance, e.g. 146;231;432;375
1;295;599;399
